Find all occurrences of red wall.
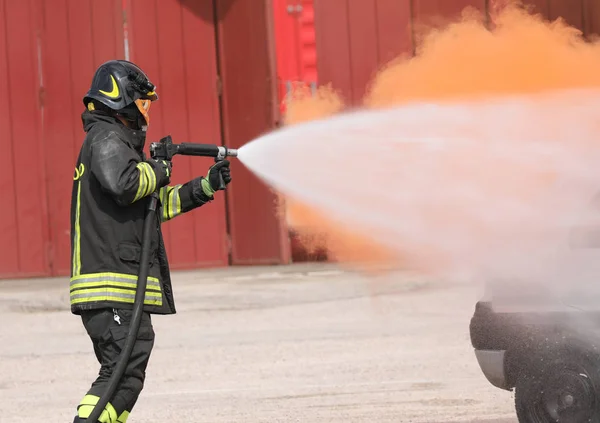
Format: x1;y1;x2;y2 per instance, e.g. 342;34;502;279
585;0;600;36
0;0;125;278
127;0;230;270
42;0;126;277
0;0;289;279
547;0;584;30
273;0;318;115
0;0;49;277
314;0;415;104
315;0;598;105
216;0;291;265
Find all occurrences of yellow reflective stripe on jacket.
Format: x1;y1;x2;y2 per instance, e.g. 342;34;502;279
70;272;163;307
70;289;162;306
72;181;82;276
159;184;182;221
133;162;157;202
71;272;159;282
70;272;161;291
78;394;118;423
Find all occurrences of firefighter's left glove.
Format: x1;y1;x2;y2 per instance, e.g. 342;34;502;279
200;160;231;198
146;159;172;189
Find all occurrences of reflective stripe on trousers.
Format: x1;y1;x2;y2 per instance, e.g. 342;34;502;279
78;394;130;423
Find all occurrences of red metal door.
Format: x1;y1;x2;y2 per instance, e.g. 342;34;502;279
216;0;291;265
548;0;585;31
0;0;291;278
127;0;229;269
273;0;318;115
584;0;600;36
376;0;414;64
346;1;385;103
521;0;550;17
0;0;22;277
315;0;413;105
501;1;592;36
0;0;50;278
275;1;318;80
314;0;353;101
412;0;486;25
39;0;125;277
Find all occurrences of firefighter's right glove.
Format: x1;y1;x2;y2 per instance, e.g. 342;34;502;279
200;160;231;198
146;159;172;189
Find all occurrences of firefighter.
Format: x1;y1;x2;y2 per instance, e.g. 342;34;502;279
70;60;232;423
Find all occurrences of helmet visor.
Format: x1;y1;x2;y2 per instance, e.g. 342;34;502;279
135;99;151;126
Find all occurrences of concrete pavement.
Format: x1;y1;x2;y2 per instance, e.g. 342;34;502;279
0;263;517;422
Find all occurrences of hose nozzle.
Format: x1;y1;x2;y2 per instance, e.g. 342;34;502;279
150;136;239;163
217;146;238;161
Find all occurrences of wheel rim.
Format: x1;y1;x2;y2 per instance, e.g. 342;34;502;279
531;365;596;422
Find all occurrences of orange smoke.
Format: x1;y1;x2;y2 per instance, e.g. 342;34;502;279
279;84;406;268
367;3;598;107
280;0;600;270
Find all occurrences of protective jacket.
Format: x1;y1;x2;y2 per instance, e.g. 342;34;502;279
69;111;211;315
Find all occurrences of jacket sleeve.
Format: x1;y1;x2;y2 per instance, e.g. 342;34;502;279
90;132;158;206
159;177;213;222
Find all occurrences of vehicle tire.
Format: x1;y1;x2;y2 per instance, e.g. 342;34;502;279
514;350;600;423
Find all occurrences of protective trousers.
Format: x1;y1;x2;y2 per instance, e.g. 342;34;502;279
75;308;155;422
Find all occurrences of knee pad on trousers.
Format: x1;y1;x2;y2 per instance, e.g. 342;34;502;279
129;376;144;396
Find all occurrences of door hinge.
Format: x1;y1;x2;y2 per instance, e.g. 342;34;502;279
216;75;223;97
38;87;46;108
226;232;232;254
287;4;303;14
46;242;54;274
225;232;233;265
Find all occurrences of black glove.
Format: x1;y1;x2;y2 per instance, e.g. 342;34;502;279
146;159;172;189
201;160;232;197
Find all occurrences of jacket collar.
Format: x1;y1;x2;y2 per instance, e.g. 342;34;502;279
81;110;147;153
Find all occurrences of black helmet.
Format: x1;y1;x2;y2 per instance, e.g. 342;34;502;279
83;60;158;127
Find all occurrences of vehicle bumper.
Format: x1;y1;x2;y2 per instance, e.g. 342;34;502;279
474;349;510;390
